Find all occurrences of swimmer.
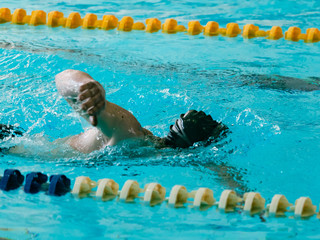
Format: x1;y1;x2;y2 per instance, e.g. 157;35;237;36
1;70;228;154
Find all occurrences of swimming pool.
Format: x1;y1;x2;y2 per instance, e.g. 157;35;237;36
0;0;320;239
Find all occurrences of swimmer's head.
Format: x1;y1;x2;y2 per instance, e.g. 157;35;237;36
164;110;228;148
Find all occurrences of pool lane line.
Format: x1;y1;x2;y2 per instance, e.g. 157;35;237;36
0;8;320;43
0;169;319;220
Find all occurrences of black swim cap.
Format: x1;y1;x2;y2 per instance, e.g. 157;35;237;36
164;110;227;148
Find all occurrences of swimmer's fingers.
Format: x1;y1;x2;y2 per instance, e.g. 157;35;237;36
81;93;104;111
88;101;104;126
89;115;98;126
79;87;100;101
87;101;105;116
79;81;95;92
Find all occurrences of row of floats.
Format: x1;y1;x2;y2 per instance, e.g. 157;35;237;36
0;8;319;43
0;169;319;220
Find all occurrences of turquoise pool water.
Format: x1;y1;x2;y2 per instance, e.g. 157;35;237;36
0;0;320;239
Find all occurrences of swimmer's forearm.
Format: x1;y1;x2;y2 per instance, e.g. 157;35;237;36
55;69;145;141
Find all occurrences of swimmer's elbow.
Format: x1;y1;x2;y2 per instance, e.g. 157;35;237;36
55;70;83;98
55;69;93;83
55;69;74;85
55;70;95;97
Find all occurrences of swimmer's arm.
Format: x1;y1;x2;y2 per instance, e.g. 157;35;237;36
55;69;146;144
206;163;250;194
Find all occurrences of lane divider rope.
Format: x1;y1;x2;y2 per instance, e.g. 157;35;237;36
0;8;319;43
0;169;319;219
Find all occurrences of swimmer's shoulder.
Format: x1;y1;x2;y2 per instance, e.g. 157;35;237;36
66;127;158;153
67;128;109;153
141;127;153;136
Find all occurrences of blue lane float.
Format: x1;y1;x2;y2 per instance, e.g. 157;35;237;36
0;169;24;191
24;172;48;194
48;174;71;196
0;169;70;196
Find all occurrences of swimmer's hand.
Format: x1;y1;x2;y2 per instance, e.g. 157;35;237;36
79;81;106;126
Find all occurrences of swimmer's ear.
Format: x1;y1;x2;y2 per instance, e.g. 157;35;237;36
89;116;98;126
